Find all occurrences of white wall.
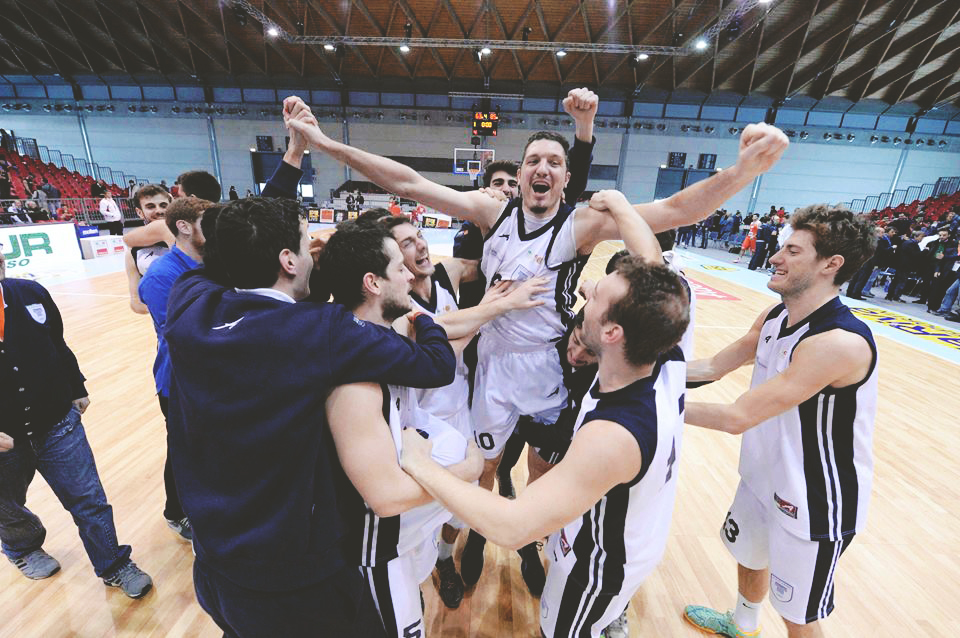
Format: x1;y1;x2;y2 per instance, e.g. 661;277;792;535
4;112;959;211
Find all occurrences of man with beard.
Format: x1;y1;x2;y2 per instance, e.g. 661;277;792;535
323;222;546;637
138;197;211;542
398;191;690;638
683;206;877;638
125;184;173;314
379;214;550;608
285;94;789;595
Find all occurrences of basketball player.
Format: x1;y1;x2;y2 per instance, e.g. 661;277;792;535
321;223;484;637
399;191;690;638
682;205;877;638
285;94;789;593
124;184;172;314
735;214;760;263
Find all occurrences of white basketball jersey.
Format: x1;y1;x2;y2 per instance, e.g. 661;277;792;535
739;298;877;542
132;243;169;276
481;199;587;349
663;251;696;361
550;348;686;591
356;383;467;567
409;263;470;426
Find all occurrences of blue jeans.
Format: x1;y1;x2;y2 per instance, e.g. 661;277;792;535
0;407;131;578
939;277;960;313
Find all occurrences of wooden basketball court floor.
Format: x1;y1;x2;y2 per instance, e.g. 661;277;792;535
2;240;957;637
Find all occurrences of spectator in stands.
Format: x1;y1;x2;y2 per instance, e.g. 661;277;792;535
40;178;59;211
889;212;912;236
29;184;48;212
228;186;239;201
920;228;958;312
127;180;137;197
0;169;10;200
356;192;365;208
177;171;221;202
23;200;48;222
846;226;885;299
99;191;124;235
885;230;924;301
160;179;169;192
244;188;253;198
90;180;107;199
718;212;735;243
345;192;356;211
734;214;759;263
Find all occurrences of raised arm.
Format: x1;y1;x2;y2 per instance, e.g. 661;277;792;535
574;123;790;252
283;96;502;231
686;305;771;383
399;419;640;549
686;329;873;434
587;190;662;262
562;88;599;203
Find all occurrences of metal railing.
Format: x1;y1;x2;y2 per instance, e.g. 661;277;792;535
1;197;139;226
841;175;960;213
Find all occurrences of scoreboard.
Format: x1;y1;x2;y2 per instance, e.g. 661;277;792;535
472;111;499;137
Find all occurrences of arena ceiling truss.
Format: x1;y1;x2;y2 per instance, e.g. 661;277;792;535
0;0;958;113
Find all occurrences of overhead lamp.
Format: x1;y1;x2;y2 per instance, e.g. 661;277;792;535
400;44;411;53
522;26;532;42
847;134;855;142
939;140;947;148
404;22;413;39
880;136;889;143
694;39;708;51
799;131;808;139
480;46;492;55
324;43;335;51
267;27;279;37
705;126;715;133
249;147;256;152
128;105;137;113
823;133;831;140
556;49;567;57
870;135;879;144
43;104;52;112
636;53;649;61
656;123;666;131
927;139;935;146
681;124;690;132
893;137;902;145
729;127;739;135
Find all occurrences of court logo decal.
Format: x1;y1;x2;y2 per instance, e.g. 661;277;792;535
687;278;740;301
700;264;736;271
849;307;960;351
770;574;794;603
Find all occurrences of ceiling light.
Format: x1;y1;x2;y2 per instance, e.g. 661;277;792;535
695;39;708;50
870;135;879;144
480;46;491;55
267;27;279;37
847;134;855;142
729;127;739;135
249;147;256;152
400;44;411;53
823;133;831;140
759;0;772;3
799;131;808;139
636;53;649;61
893;137;902;145
556;49;567;57
939;141;947;148
324;43;335;51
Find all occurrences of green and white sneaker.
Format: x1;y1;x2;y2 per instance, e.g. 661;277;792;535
683;606;761;638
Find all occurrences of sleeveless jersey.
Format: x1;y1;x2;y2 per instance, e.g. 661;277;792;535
739;297;877;542
481;198;587;348
409;263;470;424
352;383;468;567
551;348;686;593
132;242;169;276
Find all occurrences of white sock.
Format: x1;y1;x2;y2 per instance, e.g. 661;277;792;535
437;540;454;562
733;593;761;633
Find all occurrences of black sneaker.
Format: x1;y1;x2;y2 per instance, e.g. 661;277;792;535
103;560;153;599
518;542;545;598
460;531;486;588
497;471;516;499
435;557;464;609
165;516;193;541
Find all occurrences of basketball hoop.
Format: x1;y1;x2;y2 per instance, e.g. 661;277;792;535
467;166;481;183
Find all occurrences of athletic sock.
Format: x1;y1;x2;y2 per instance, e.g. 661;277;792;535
733;593;762;633
438;539;454;562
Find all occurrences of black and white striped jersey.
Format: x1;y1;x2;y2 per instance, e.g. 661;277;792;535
480;198;588;348
550;347;686;594
740;298;877;542
409;263;470;426
350;383;468;567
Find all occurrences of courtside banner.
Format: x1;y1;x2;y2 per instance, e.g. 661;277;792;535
1;222;84;274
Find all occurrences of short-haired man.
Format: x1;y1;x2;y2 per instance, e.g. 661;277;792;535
138;197;210;542
125;184;173;314
99;191;123;235
0;245;152;598
379;214;549;607
164;197;458;636
287;94;788;593
176;170;221;202
399;202;691;637
321;223;484;636
683;205;878;638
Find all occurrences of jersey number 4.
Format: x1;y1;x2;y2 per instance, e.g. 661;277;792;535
663;437;677;484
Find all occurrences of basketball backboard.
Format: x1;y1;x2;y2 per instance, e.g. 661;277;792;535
453;148;495;176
